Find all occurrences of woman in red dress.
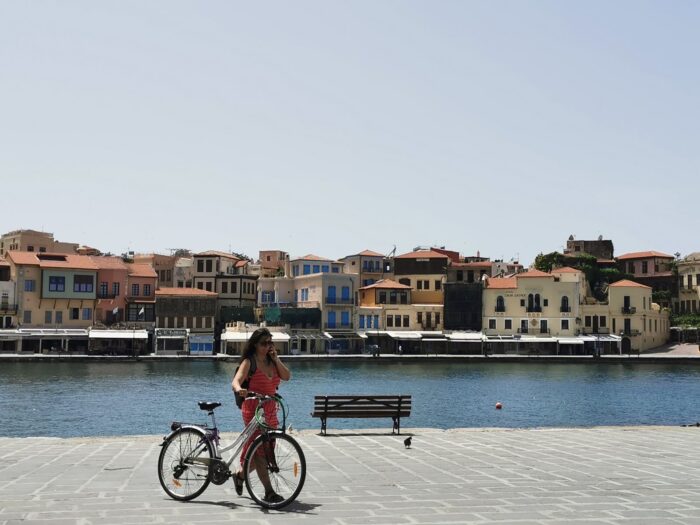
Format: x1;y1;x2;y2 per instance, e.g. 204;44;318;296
231;328;291;503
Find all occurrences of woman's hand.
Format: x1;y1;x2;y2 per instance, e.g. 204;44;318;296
236;387;248;398
267;347;279;362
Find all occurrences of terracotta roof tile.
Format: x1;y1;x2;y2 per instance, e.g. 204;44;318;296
516;269;553;278
359;279;412;291
156;287;218;296
608;279;651;289
127;263;158;278
617;251;674;260
486;277;517;289
90;256;128;270
8;251;98;270
235;260;249;268
292;254;334;262
357;249;384;257
551;266;582;274
395;250;450;260
451;261;492;268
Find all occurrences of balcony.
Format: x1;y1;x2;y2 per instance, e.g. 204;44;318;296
0;303;18;313
525;306;542;313
97;293;118;299
325;297;353;305
621;306;637;314
495;306;506;313
621;329;641;337
560;306;571;313
518;327;529;334
361;267;383;274
581;327;611;335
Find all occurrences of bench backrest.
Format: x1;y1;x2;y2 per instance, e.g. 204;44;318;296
312;395;411;417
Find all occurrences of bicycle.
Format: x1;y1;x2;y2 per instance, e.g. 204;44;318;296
157;393;306;509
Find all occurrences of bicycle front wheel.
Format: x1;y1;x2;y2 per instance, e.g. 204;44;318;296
158;428;213;501
243;431;306;509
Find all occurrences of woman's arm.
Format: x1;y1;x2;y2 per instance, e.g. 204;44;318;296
268;347;291;381
231;359;251;395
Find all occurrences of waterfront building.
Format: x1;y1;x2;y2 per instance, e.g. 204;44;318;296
220;321;291;355
173;256;194;288
616;251;675;307
253;250;289;278
392;249;449;307
564;234;614;260
133;253;177;288
192;251;257;307
0;229;79;257
675;252;700;314
339;249;386;287
5;251;99;352
155;287;217;354
91;256;129;325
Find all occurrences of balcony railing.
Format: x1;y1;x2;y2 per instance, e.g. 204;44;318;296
525;306;542;313
621;329;641;337
560;306;571;313
495;306;506;313
518;327;529;334
621;306;637;314
97;293;118;299
518;327;551;335
324;322;353;329
581;327;611;335
325;297;353;305
0;303;18;313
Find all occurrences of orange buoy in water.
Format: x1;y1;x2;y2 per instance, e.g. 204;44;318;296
495;402;503;410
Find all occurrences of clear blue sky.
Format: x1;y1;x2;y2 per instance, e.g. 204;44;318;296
1;1;698;264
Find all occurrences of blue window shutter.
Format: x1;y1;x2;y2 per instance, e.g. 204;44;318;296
303;265;310;275
359;315;365;329
341;286;350;300
374;315;379;328
328;311;336;328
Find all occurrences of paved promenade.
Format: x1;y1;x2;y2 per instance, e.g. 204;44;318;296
3;426;700;524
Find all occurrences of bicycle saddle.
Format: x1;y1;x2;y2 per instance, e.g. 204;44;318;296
198;401;222;411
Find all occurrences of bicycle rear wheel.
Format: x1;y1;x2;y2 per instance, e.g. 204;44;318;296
158;428;213;501
243;431;306;509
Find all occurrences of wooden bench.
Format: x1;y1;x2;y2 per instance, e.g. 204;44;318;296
311;395;411;435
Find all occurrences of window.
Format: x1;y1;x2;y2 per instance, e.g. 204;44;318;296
231;281;238;294
520;299;525;307
600;316;607;327
293;265;299;277
197;282;203;290
27;245;34;252
628;262;635;273
205;282;212;292
313;265;320;273
341;311;350;327
55;311;63;324
561;296;570;312
99;282;108;296
341;286;350;301
378;291;387;304
332;267;339;273
70;308;79;320
49;276;65;292
205;317;212;329
113;282;120;296
423;280;429;290
74;275;94;293
642;261;648;274
359;315;365;329
504;319;512;330
417;281;423;290
400;292;408;304
540;320;548;334
205;260;212;273
303;264;310;275
689;275;694;289
435;313;440;326
543;299;548;307
435;280;441;291
322;265;329;273
403;315;409;327
132;284;140;296
467;271;474;283
45;311;52;324
389;291;397;304
144;284;151;296
197;260;204;272
417;312;423;324
25;280;36;292
585;316;592;327
23;310;31;323
82;308;92;321
456;270;463;281
488;319;496;330
373;315;379;328
561;319;569;330
496;296;505;312
222;282;228;294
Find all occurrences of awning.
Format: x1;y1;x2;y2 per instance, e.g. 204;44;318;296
518;337;558;343
323;331;333;340
387;331;422;340
221;331;290;342
0;329;21;339
557;338;584;345
423;338;447;342
18;328;89;337
446;332;484;341
89;330;148;340
356;332;368;339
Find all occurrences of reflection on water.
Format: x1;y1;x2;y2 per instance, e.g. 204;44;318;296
2;360;700;437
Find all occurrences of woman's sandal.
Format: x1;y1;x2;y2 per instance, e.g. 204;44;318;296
233;471;244;496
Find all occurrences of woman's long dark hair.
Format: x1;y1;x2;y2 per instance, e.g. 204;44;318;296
241;327;272;363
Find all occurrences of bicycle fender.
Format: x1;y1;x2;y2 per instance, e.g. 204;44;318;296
160;424;207;446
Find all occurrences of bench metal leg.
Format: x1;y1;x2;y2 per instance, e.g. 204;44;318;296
321;417;327;436
392;417;400;435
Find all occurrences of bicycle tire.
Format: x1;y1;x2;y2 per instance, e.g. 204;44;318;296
158;427;213;501
243;431;306;509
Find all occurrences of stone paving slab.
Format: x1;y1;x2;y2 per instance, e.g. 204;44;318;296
2;427;700;524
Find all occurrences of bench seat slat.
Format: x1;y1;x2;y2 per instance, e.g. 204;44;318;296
312;411;411;418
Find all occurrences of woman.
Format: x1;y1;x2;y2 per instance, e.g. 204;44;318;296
231;328;291;503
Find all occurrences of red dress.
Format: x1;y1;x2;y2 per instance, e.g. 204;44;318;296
240;365;281;466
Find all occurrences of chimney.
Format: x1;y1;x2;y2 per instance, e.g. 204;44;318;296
284;254;291;278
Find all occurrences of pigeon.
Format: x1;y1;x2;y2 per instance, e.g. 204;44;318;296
404;437;412;449
287;424;294;434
